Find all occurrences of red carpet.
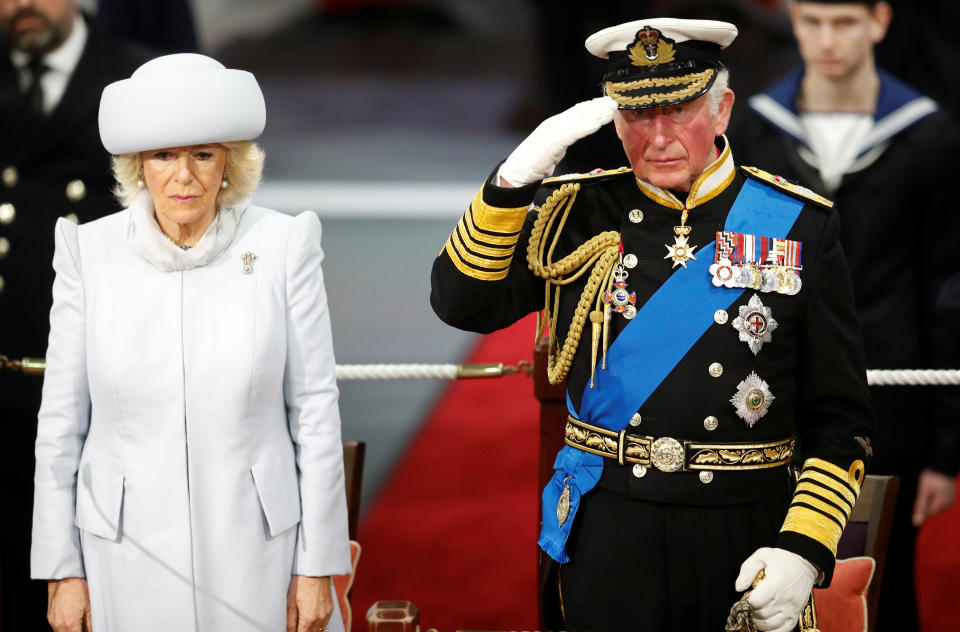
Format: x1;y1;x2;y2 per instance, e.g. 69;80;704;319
350;314;960;631
350;315;541;631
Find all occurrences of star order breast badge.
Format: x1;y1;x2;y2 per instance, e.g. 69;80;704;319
730;371;775;427
732;293;778;355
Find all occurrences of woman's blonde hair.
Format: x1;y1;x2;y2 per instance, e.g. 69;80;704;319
111;141;266;208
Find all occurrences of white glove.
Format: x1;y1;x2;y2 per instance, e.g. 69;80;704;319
499;96;619;187
735;547;818;632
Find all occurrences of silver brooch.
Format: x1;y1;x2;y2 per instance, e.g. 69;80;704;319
241;251;257;274
732;293;778;355
730;371;775;427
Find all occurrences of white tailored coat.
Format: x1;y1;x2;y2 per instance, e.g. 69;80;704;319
31;200;351;632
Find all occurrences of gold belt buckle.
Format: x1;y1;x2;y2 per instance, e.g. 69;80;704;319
650;436;684;472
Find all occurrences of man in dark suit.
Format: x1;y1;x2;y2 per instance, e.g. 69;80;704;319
0;0;149;627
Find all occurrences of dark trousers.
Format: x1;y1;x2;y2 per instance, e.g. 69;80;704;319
545;486;790;632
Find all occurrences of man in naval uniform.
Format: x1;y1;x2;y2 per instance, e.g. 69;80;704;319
0;0;149;627
730;3;960;630
431;18;875;632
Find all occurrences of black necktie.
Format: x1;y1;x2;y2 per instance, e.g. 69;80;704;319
24;56;48;119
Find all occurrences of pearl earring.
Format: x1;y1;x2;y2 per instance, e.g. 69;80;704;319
221;179;229;189
136;169;144;189
136;179;144;189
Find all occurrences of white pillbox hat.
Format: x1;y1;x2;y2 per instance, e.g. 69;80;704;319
99;53;266;155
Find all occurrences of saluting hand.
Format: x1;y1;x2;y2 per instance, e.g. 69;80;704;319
286;575;335;632
499;96;619;187
47;577;92;632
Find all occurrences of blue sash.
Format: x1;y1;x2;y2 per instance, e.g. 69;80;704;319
538;178;805;562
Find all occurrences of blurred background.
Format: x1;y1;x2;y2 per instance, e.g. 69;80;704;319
21;0;960;629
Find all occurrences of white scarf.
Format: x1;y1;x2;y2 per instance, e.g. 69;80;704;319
124;189;248;272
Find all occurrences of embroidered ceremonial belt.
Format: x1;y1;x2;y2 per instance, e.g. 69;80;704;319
565;416;795;472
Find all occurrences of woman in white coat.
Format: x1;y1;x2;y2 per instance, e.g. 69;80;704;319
31;53;351;632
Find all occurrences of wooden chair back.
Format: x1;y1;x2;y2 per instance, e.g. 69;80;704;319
834;474;899;631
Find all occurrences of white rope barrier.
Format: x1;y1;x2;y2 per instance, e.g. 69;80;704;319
336;364;460;380
865;369;960;386
335;362;530;380
5;356;960;385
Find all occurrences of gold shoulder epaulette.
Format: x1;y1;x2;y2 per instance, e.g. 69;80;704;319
544;166;633;184
740;166;834;209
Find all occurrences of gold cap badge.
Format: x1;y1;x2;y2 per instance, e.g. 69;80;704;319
628;26;676;67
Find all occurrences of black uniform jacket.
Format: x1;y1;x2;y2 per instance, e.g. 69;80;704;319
731;68;960;476
431;139;875;581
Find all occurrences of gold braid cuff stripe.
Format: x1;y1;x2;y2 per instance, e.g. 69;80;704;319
804;457;864;497
443;189;528;281
455;214;516;256
780;457;865;555
444;240;510;281
460;206;523;247
794;480;854;515
469;189;529;234
448;228;512;268
796;471;857;509
605;69;714;108
564;416;795;472
781;504;845;555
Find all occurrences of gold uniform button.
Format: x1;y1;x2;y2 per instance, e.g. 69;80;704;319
66;179;86;202
703;416;718;431
629;413;642;427
632;464;647;478
714;310;728;325
0;237;9;258
708;362;723;378
64;213;79;224
0;203;14;225
1;166;17;187
699;471;714;484
628;209;644;223
622;253;638;269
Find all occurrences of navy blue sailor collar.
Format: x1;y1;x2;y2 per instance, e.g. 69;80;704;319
747;66;939;159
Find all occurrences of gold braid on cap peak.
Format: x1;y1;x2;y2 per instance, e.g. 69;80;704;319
526;183;620;385
781;458;866;556
606;68;714;108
